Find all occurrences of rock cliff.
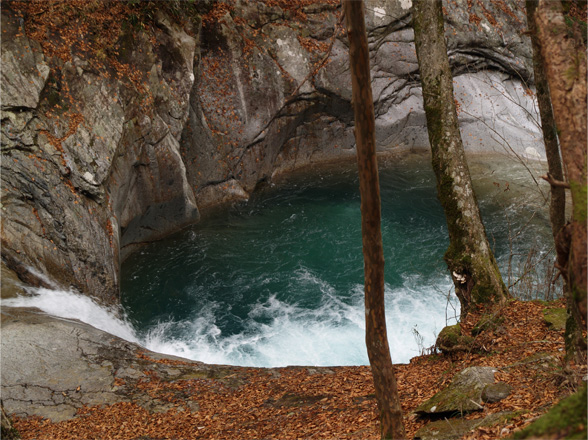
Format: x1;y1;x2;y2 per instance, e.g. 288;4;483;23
1;0;540;303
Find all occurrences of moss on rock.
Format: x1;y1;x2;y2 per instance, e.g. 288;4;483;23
542;307;567;331
436;324;475;353
414;366;497;415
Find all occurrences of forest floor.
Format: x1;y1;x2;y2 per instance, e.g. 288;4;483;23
11;299;587;440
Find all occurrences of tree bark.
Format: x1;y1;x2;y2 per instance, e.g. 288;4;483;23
535;0;587;328
412;0;509;317
525;0;585;358
343;1;406;438
526;0;566;239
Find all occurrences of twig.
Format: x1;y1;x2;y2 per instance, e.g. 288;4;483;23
468;399;484;410
460;107;548;203
541;173;570;189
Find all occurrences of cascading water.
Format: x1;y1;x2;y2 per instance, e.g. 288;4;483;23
5;153;556;368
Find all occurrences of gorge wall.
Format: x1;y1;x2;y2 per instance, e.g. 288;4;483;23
1;0;541;304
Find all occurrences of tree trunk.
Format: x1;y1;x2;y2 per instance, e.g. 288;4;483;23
535;0;587;328
526;0;586;357
526;0;566;238
412;0;509;317
343;1;406;438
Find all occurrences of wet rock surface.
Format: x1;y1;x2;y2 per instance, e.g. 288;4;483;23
436;324;475;353
0;306;241;422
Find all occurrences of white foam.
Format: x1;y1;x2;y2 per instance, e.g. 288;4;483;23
3;276;458;368
3;287;139;344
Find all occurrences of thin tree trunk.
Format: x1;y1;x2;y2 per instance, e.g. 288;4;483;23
535;0;587;328
412;0;509;317
343;1;406;438
526;0;566;238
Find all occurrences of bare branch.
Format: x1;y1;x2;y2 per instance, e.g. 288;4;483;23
541;173;570;188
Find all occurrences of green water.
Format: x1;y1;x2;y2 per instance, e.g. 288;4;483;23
121;152;554;367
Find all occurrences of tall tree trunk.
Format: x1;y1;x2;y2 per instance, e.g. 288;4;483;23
526;0;566;238
526;0;585;357
535;0;587;328
412;0;509;317
343;1;406;438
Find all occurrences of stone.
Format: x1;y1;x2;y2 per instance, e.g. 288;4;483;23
2;305;278;422
0;264;25;300
436;324;475;353
1;5;198;301
1;308;122;421
0;306;219;421
0;12;49;110
414;411;523;440
508;352;558;372
414;366;498;415
482;381;512;403
195;179;250;209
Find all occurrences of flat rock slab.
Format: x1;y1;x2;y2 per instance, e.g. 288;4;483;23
414;366;499;415
0;307;240;422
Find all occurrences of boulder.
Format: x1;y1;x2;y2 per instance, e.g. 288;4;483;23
436;324;475;353
414;418;479;440
414;366;499;415
507;352;558;372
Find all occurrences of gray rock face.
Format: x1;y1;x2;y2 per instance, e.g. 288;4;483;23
1;6;199;300
184;0;540;196
0;13;50;110
1;1;541;303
